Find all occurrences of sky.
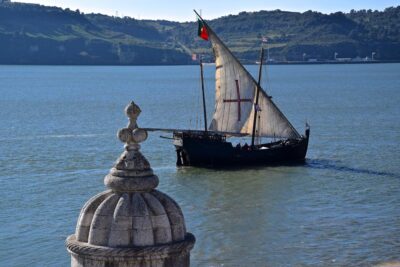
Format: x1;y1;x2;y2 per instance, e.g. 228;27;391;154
15;0;400;21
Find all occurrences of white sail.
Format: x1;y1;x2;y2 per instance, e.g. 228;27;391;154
208;31;255;133
205;22;300;139
241;91;301;139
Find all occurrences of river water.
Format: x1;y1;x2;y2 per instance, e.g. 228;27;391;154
0;64;399;266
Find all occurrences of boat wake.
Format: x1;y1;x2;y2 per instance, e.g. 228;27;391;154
305;158;400;179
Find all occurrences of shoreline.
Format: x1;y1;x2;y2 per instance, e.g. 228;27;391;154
254;60;400;65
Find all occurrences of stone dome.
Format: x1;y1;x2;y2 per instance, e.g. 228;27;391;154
75;189;187;247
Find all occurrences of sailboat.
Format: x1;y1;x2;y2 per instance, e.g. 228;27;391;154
145;11;310;167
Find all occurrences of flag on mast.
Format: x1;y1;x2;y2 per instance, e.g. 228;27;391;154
197;19;209;41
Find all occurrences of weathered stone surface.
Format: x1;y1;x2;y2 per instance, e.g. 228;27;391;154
76;191;113;242
171;224;186;241
66;101;195;267
131;193;149;217
108;229;131;247
104;174;159;192
132;227;154;246
114;149;151;172
67;233;195;267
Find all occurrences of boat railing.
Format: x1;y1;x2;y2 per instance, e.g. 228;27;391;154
173;131;226;142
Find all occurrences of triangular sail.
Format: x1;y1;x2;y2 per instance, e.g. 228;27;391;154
208;29;255;133
241;90;300;139
201;16;300;139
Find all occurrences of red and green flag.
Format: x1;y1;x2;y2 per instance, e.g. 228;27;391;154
197;19;209;41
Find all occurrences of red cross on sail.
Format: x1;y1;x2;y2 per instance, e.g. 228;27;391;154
223;80;252;121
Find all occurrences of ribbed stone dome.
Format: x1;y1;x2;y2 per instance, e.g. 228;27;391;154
75;189;187;247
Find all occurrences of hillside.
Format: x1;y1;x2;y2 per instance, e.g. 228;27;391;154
0;2;399;64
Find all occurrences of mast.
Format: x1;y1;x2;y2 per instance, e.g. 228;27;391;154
200;56;208;132
251;48;264;147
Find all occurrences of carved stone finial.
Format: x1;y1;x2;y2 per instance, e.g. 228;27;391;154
107;101;155;192
117;102;148;146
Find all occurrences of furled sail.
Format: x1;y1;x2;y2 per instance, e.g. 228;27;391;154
203;18;301;139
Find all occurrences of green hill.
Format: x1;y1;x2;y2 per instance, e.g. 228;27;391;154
0;2;399;64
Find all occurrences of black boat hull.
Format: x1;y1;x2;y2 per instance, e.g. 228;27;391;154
174;129;310;167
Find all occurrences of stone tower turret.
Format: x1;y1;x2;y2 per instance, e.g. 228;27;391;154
66;101;195;267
